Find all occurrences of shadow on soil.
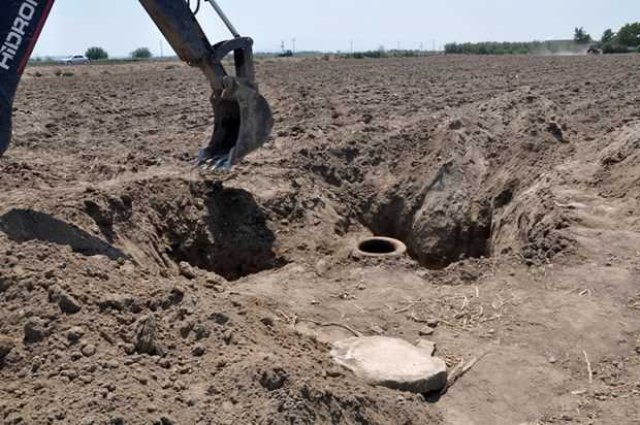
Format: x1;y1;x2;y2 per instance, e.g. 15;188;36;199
0;208;127;260
163;185;285;281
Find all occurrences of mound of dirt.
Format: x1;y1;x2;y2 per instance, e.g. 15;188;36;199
293;87;581;268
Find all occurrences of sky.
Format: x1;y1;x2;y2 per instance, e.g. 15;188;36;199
33;0;639;57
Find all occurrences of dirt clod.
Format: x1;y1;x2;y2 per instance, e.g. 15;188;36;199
419;326;435;336
178;261;197;279
67;326;85;343
134;315;164;356
0;336;14;361
23;319;47;344
81;343;97;357
258;367;289;391
52;287;82;314
191;343;206;357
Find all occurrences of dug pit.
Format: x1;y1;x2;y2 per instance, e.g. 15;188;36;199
81;177;285;281
358;164;493;269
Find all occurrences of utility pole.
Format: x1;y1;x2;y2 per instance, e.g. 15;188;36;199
280;40;285;53
292;38;296;54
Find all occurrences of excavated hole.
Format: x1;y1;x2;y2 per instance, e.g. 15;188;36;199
84;179;285;281
361;217;492;270
359;190;493;270
157;185;285;281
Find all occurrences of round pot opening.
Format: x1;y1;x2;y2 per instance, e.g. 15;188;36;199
355;237;407;258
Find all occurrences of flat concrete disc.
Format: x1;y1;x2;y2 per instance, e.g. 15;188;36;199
331;336;447;394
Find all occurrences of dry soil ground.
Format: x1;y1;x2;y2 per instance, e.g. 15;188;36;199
1;54;639;424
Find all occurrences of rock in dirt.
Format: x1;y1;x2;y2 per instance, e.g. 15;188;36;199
0;275;12;292
0;336;15;360
315;258;329;276
81;343;97;357
191;343;206;357
418;326;435;336
260;316;275;327
58;292;82;314
162;287;185;308
134;315;165;356
67;326;85;343
331;336;447;394
24;319;47;344
98;293;143;313
258;367;289;391
109;416;125;425
205;271;227;285
50;286;82;314
179;262;197;279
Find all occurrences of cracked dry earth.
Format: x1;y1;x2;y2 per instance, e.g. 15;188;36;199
1;54;640;424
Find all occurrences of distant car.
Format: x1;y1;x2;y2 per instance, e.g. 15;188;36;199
61;55;90;65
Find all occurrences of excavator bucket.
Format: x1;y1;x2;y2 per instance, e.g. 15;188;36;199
1;0;274;169
199;76;273;169
195;37;274;170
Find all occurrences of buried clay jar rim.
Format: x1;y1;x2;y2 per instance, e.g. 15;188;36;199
354;236;407;258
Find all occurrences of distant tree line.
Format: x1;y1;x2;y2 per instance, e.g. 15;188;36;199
444;41;579;55
338;46;430;59
345;50;387;59
596;22;640;54
444;22;640;55
343;50;422;59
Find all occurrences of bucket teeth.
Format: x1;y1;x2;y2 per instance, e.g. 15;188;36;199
196;153;231;171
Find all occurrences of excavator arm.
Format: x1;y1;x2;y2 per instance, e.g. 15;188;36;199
0;0;273;169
